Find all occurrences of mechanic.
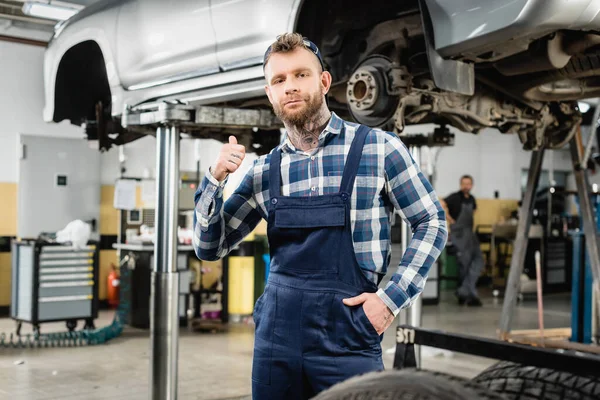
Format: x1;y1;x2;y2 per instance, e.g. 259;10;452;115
442;175;484;307
193;32;448;399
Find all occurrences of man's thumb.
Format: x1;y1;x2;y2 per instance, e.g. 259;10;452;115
342;293;367;306
229;135;238;145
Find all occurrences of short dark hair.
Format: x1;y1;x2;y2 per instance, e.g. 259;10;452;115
460;175;473;182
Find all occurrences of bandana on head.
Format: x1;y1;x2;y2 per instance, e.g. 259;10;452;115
263;36;325;71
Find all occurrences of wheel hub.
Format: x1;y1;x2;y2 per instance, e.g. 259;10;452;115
346;55;400;127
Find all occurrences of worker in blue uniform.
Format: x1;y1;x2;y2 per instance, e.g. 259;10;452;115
193;33;448;399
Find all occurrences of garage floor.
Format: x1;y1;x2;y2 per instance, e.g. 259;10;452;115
0;288;570;400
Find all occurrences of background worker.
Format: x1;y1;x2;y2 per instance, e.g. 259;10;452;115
193;32;448;399
442;175;484;306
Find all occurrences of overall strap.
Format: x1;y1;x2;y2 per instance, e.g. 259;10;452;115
339;124;370;196
268;148;282;198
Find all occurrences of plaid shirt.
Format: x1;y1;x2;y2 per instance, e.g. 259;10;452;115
193;112;448;316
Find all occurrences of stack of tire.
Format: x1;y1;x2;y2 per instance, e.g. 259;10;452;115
311;362;600;399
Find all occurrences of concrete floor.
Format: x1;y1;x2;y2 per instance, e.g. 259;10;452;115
0;288;571;400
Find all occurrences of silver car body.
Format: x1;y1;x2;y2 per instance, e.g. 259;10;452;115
42;0;600;151
44;0;302;121
428;0;600;56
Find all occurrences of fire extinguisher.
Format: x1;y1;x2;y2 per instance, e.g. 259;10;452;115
107;263;120;308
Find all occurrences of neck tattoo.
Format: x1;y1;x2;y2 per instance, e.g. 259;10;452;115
286;109;332;152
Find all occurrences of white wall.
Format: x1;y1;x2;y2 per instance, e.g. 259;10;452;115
99;135;259;188
0;41;85;183
0;40;252;188
416;126;574;200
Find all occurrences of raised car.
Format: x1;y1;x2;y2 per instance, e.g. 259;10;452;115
44;0;600;153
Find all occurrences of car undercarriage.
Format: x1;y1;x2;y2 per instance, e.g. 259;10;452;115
90;9;600;156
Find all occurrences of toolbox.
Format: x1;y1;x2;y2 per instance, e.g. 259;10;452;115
10;239;99;335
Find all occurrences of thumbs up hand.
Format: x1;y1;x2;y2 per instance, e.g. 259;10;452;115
210;136;246;182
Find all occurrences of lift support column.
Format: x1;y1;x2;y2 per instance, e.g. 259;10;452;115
397;127;454;368
122;103;282;400
151;125;181;400
569;136;600;285
498;149;545;338
499;131;600;338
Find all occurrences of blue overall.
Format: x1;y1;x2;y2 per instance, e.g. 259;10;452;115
252;125;384;400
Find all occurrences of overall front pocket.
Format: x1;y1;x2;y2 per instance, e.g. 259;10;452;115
334;294;381;351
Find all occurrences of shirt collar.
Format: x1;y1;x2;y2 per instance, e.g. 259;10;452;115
279;111;344;153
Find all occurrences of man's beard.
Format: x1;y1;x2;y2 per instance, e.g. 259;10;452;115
273;91;323;128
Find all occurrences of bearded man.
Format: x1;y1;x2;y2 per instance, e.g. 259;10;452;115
193;32;448;400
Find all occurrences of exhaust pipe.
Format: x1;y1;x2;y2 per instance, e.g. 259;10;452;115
495;32;600;77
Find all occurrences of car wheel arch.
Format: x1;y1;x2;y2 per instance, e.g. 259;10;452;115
53;40;112;125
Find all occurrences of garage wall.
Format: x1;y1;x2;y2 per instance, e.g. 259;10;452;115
99;136;222;184
405;124;575;200
0;41;86;184
0;41;97;308
0;41;243;186
99;135;259;193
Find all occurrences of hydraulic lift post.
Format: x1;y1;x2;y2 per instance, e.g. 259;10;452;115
569;136;600;285
122;102;283;400
498;131;600;338
393;127;600;373
392;124;600;381
397;127;454;367
150;125;181;400
498;148;545;337
406;145;422;367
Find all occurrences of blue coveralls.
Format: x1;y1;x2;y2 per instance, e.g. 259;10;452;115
252;125;384;400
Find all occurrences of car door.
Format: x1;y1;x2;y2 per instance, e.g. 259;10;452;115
116;0;219;90
210;0;297;72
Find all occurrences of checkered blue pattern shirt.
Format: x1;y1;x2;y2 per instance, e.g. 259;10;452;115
193;112;448;316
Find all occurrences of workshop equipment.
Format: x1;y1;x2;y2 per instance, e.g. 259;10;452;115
1;259;130;349
188;256;229;332
569;193;600;344
2;223;132;348
439;246;458;290
107;263;120;308
393;324;600;378
570;232;594;343
534;251;545;344
227;240;255;316
395;125;454;367
499;119;600;336
10;240;99;335
391;122;600;399
113;243;193;329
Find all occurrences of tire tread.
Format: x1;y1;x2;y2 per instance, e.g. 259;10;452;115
473;361;600;400
311;369;507;400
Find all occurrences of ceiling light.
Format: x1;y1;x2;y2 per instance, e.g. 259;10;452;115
22;2;79;21
578;101;591;113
